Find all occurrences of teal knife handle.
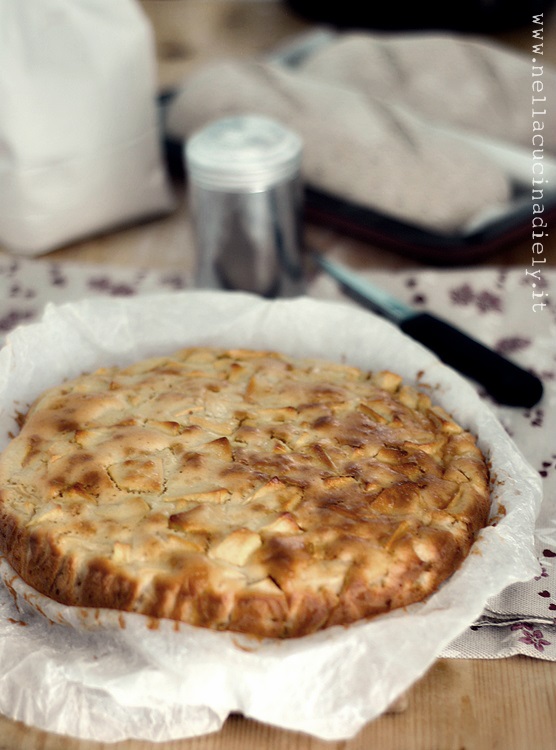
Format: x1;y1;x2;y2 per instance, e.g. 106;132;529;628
400;313;543;408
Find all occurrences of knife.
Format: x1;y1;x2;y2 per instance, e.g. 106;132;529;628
313;253;544;408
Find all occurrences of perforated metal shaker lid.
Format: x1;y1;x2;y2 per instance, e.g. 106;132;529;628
185;115;303;191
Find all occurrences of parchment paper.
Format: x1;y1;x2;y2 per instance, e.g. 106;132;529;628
0;291;542;742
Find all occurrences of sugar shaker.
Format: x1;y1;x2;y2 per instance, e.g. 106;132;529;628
185;115;304;297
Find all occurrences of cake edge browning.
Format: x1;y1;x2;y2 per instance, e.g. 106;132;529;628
0;509;484;638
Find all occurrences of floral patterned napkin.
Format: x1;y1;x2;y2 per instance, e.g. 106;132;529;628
0;255;554;660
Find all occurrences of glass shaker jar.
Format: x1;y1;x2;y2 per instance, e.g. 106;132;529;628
185;115;304;297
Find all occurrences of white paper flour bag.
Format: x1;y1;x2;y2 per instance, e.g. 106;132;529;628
0;0;175;256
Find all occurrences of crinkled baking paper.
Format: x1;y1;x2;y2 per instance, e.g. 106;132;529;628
0;291;542;742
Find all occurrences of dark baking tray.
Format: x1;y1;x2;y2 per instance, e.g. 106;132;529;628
302;185;556;266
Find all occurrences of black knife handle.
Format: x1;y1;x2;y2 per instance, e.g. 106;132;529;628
399;313;543;408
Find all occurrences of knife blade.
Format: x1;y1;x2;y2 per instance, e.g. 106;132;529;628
313;253;544;408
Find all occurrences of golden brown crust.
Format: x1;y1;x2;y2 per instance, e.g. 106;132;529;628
0;347;490;638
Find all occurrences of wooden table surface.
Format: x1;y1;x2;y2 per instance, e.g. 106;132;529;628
0;2;555;748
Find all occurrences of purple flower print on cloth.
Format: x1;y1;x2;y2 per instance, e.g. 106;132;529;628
450;283;475;305
495;336;532;355
475;290;503;313
87;276;137;296
511;623;551;653
0;309;36;333
449;283;503;312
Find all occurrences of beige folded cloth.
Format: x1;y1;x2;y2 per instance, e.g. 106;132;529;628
300;32;556;155
166;32;554;234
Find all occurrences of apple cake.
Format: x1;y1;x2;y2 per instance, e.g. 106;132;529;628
0;347;490;638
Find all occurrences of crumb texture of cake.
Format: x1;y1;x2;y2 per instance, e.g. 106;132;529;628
0;347;491;638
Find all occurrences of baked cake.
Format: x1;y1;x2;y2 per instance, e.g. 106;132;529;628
0;347;490;638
